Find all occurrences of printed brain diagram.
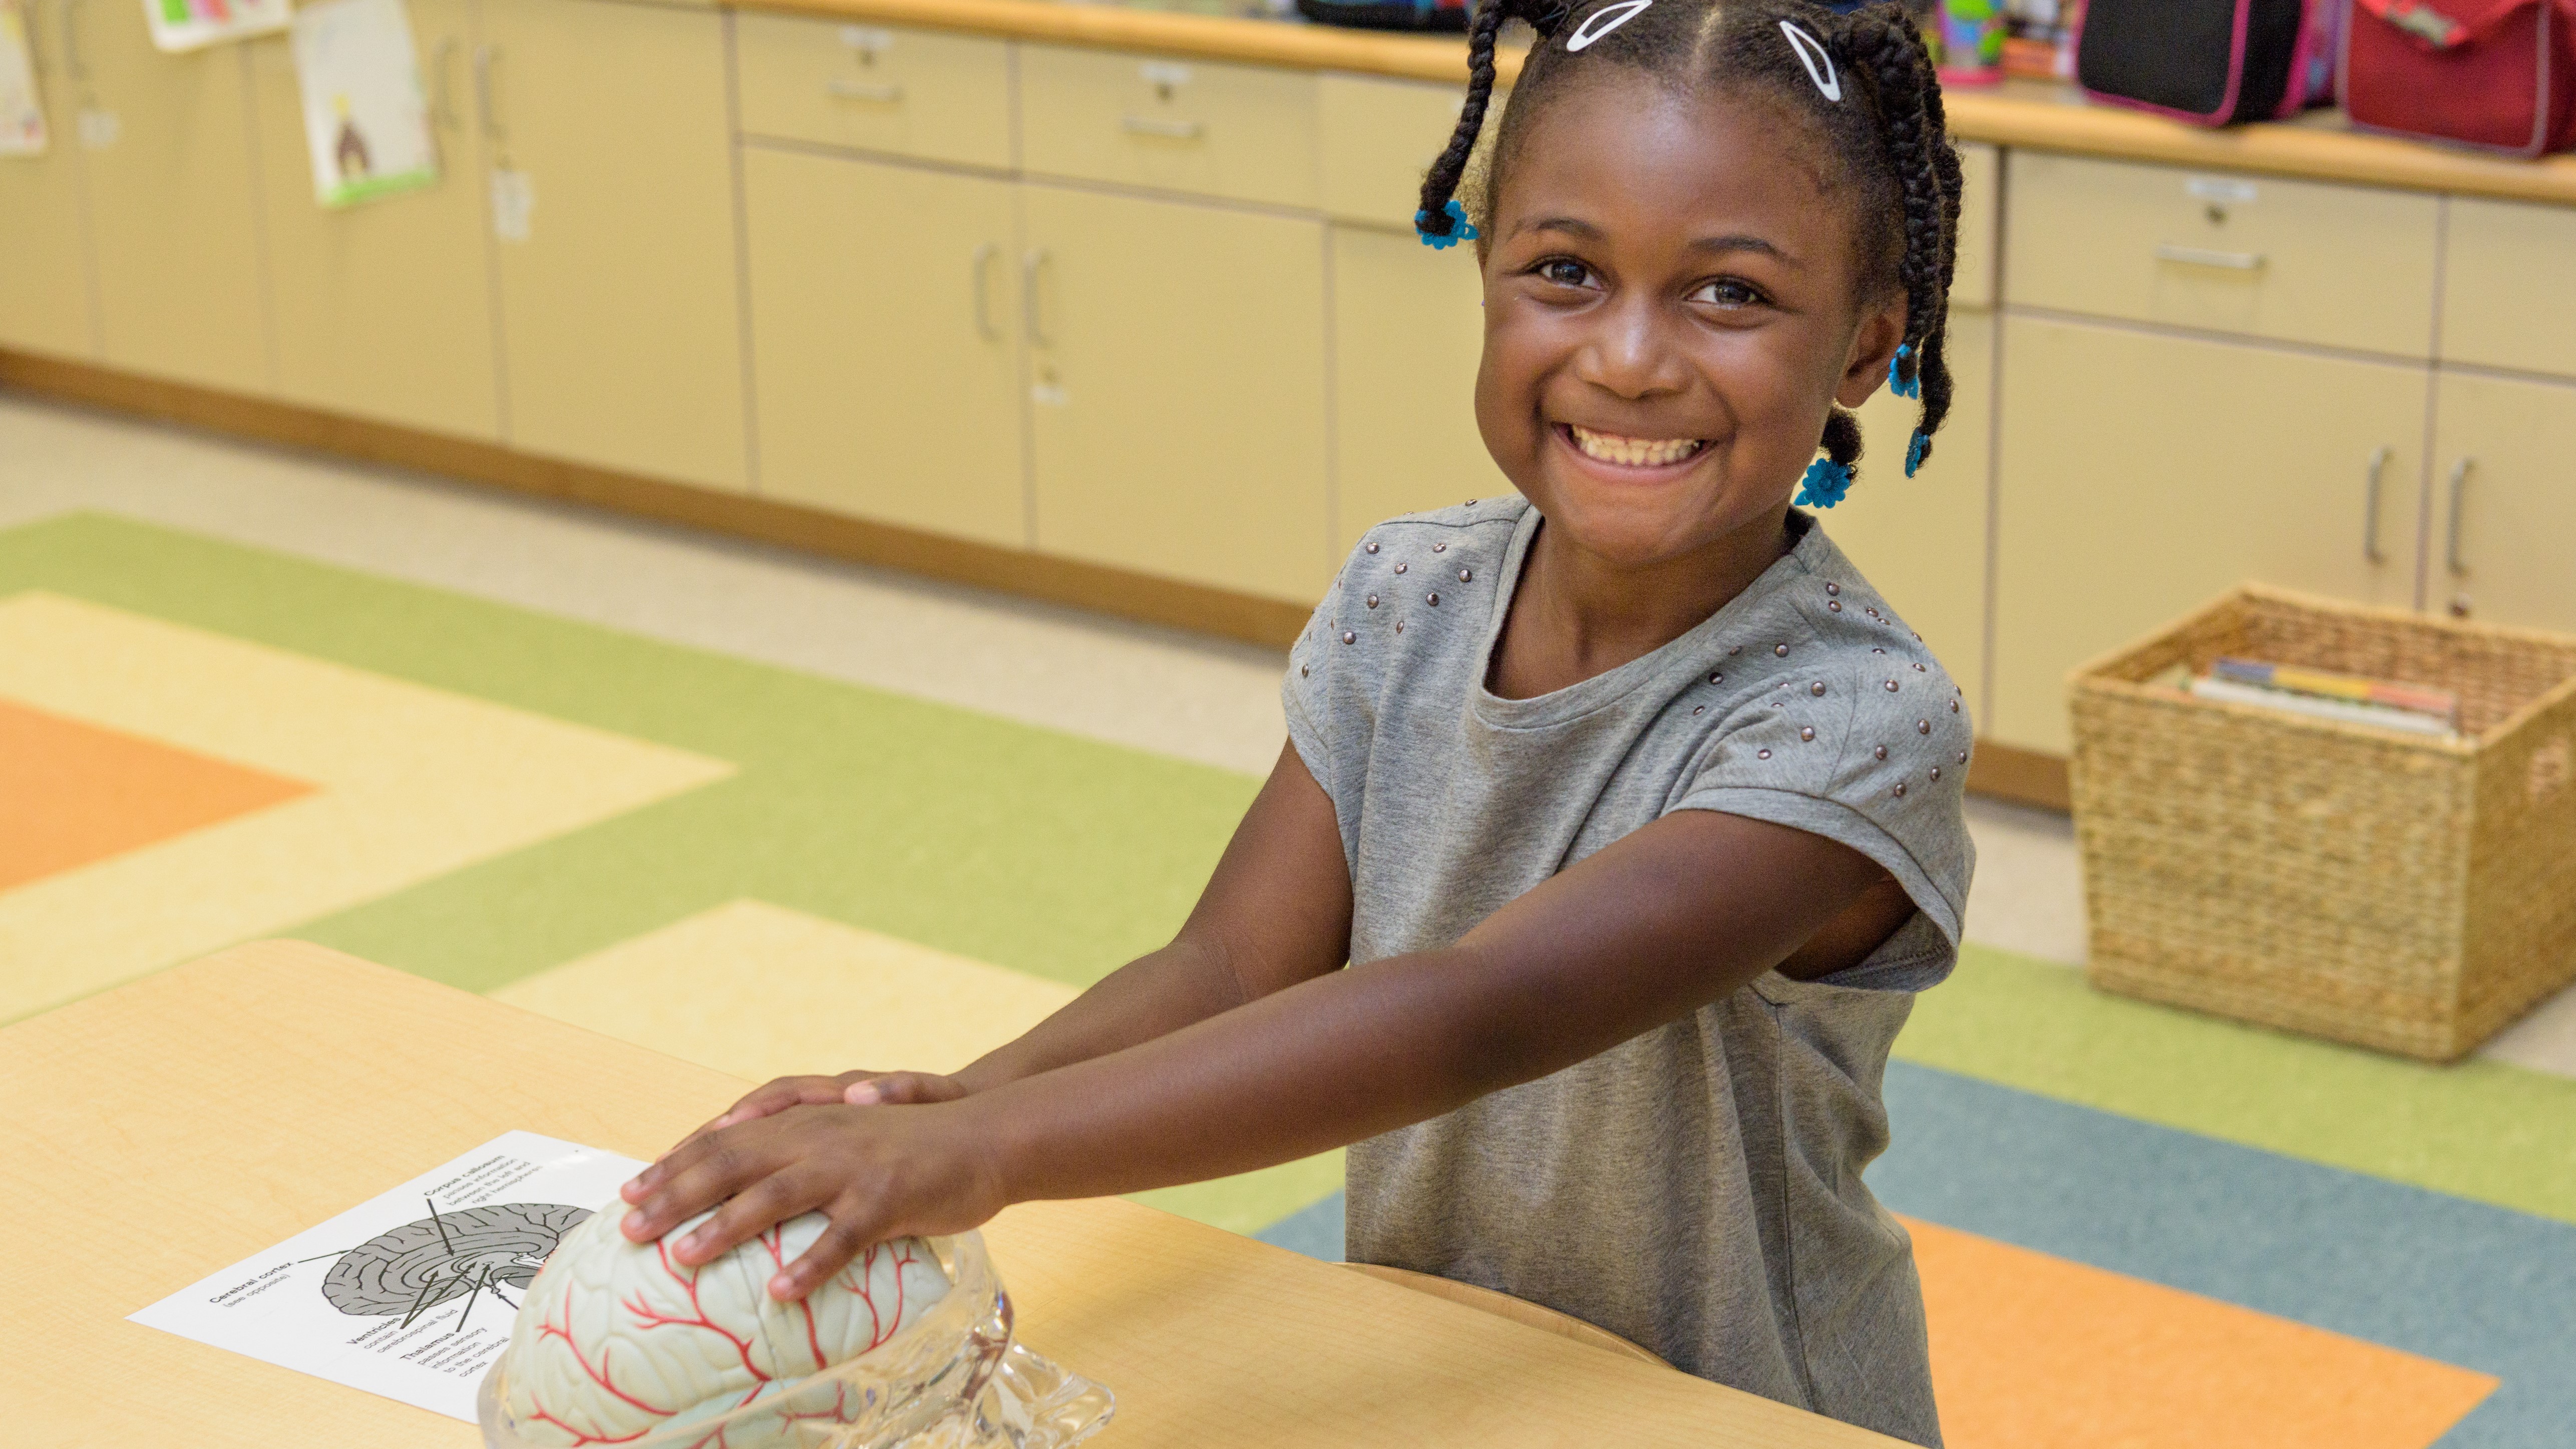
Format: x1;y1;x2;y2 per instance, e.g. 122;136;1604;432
322;1200;594;1333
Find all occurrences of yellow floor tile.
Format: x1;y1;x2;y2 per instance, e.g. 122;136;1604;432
0;593;732;1020
495;899;1344;1235
493;898;1080;1081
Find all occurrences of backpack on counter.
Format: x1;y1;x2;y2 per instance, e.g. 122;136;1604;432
1294;0;1471;30
2077;0;2341;125
2340;0;2576;155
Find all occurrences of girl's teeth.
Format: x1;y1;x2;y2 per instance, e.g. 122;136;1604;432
1570;426;1703;467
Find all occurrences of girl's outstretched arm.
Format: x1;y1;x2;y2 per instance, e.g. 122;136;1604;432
619;748;1909;1300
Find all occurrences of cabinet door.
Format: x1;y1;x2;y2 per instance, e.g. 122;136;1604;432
0;0;97;359
73;0;269;391
2429;371;2576;635
1328;225;1500;554
1828;308;1996;714
744;147;1026;548
1023;184;1329;604
1991;316;2428;754
247;0;500;440
480;0;748;490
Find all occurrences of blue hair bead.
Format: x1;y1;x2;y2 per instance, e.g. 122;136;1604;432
1795;457;1854;509
1905;429;1930;477
1888;342;1920;400
1416;199;1479;250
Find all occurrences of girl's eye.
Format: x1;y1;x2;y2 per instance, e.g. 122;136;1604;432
1535;258;1596;289
1691;278;1767;308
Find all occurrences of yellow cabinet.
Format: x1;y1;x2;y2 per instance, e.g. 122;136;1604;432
1317;73;1462;229
1990;316;2428;754
2441;197;2576;381
1328;225;1498;553
247;0;501;440
743;147;1026;547
2006;152;2439;359
0;1;96;360
1019;45;1317;212
733;14;1012;171
1022;183;1329;603
72;0;270;392
480;0;748;490
1829;308;1995;712
2428;370;2576;635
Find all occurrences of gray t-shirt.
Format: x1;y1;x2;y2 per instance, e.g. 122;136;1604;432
1282;498;1973;1448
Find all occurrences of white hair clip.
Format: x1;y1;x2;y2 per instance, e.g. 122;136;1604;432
1566;0;1652;51
1779;20;1841;101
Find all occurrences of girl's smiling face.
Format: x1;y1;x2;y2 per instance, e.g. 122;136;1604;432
1476;76;1907;567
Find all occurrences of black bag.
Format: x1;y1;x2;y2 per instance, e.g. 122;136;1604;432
1294;0;1471;30
2075;0;2317;125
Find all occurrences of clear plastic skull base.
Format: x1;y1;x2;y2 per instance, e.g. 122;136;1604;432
478;1199;1112;1449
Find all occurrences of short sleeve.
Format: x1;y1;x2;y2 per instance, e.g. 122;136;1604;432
1668;611;1977;993
1282;531;1398;836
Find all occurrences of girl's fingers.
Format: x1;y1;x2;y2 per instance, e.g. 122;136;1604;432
671;1165;833;1270
621;1132;776;1242
844;1071;965;1107
632;1077;866;1199
774;1193;892;1301
717;1075;854;1129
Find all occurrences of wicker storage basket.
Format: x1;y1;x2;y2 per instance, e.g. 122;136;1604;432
2069;585;2576;1061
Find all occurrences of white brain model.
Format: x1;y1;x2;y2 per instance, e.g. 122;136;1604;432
500;1199;951;1446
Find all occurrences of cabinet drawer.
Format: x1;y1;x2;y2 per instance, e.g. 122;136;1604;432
1020;45;1317;211
2005;152;2438;357
1318;73;1466;229
2442;197;2576;380
1952;141;1998;312
734;14;1012;170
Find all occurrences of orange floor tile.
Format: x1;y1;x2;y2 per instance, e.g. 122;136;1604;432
0;697;312;891
1910;1217;2498;1449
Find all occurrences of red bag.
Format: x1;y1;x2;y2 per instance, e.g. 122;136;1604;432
2340;0;2576;155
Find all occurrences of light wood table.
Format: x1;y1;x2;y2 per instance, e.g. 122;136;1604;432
0;941;1900;1447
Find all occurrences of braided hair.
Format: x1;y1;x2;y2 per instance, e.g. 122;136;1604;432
1416;0;1963;481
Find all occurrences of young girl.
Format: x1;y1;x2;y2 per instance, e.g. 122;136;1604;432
619;2;1970;1441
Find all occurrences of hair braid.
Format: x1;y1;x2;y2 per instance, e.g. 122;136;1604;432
1416;0;1516;239
1836;8;1960;465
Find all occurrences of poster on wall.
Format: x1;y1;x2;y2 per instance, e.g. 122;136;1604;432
144;0;294;54
0;0;45;155
291;0;435;207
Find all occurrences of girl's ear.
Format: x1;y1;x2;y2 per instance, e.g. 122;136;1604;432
1833;300;1910;409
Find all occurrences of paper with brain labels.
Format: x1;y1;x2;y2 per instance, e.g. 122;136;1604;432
130;1131;644;1422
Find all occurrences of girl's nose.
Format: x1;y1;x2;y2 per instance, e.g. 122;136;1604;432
1570;294;1689;401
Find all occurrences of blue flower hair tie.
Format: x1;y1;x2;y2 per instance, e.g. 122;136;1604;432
1795;457;1854;509
1888;342;1920;400
1905;429;1930;477
1416;199;1479;250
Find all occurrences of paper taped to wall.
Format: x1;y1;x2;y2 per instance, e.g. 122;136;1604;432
293;0;440;207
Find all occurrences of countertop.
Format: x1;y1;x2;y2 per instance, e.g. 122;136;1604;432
742;0;2576;205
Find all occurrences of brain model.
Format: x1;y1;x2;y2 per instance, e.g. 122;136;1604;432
498;1199;952;1447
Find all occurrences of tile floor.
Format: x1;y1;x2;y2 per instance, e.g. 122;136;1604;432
7;392;2568;1072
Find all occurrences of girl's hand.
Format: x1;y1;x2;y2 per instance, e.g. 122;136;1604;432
617;1100;1005;1300
684;1068;972;1144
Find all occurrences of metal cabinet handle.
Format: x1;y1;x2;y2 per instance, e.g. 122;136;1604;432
1021;248;1051;347
1120;114;1205;140
971;243;1001;342
59;0;85;83
431;38;460;130
826;80;904;103
2362;445;2392;564
473;44;504;145
2445;457;2473;577
2153;243;2266;271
